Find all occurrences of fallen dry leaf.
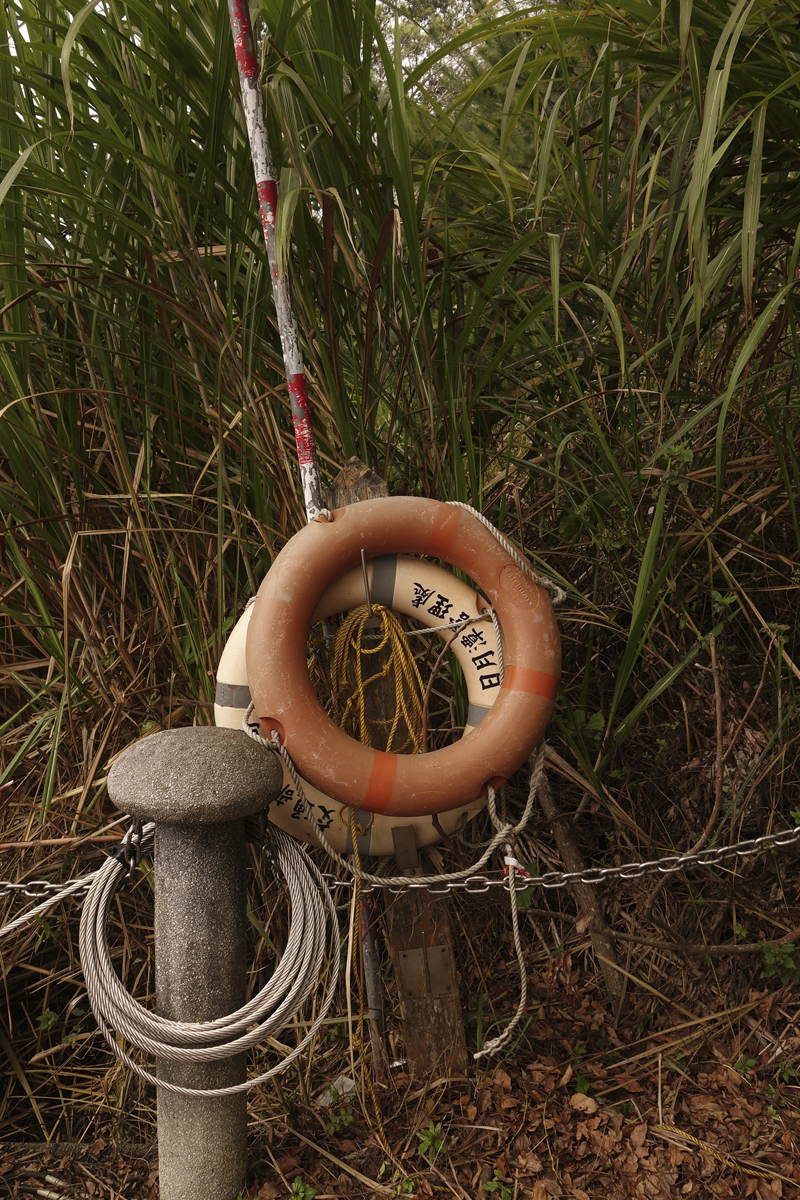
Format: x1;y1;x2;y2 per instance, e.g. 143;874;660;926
557;1063;573;1088
630;1122;648;1148
569;1093;598;1114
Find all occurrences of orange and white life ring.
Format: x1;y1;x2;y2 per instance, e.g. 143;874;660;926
247;497;560;819
215;555;505;856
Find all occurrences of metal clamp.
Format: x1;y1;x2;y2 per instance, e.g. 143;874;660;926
114;818;144;883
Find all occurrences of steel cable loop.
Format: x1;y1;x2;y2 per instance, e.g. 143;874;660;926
79;823;341;1097
84;834;321;1052
83;831;326;1055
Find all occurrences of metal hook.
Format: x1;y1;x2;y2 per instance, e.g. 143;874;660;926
360;548;373;618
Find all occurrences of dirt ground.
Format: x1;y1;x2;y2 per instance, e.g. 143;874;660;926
2;904;799;1200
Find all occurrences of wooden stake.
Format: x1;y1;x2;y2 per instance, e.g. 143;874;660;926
326;458;467;1079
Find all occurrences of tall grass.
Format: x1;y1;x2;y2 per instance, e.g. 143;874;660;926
0;0;799;1135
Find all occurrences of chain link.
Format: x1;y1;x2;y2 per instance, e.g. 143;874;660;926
120;817;143;882
0;878;93;901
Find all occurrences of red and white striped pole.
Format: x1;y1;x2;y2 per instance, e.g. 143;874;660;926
226;0;324;523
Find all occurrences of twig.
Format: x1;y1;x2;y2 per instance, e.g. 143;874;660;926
420;628;461;753
721;633;775;768
290;1128;394;1194
646;631;725;918
608;924;800;957
0;835;121;850
535;768;624;1002
695;630;724;857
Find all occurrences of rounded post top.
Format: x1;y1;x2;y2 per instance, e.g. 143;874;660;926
108;728;283;825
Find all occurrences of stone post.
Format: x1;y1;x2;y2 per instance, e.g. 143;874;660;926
108;727;282;1200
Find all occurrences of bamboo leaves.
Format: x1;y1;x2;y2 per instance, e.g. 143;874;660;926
60;0;101;133
742;103;766;312
1;0;799;829
0;140;44;207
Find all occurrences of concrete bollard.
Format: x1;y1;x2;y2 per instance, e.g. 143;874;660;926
108;727;282;1200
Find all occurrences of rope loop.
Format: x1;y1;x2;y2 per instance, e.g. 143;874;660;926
251;721;545;1062
79;821;340;1098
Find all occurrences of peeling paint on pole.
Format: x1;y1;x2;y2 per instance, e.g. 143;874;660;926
226;0;324;523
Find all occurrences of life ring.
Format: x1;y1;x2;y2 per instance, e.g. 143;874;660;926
215;555;503;856
247;497;560;818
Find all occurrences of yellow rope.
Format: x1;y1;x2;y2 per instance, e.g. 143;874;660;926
331;604;424;755
654;1123;780;1182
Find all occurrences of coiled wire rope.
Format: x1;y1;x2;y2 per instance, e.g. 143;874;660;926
79;820;340;1097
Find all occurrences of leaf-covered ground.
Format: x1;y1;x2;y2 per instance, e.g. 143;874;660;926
3;881;800;1199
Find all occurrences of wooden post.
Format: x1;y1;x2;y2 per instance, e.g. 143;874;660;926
326;458;468;1079
383;834;468;1076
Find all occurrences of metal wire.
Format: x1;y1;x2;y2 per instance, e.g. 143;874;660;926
79;823;340;1097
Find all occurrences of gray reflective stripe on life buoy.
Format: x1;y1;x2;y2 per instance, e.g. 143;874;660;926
215;681;252;709
467;703;490;727
370;554;397;608
344;808;374;858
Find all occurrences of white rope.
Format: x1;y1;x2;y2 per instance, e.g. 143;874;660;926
243;712;545;1061
404;611;494;637
473;846;527;1061
245;709;544;888
490;607;504;683
79;822;340;1097
446;500;567;604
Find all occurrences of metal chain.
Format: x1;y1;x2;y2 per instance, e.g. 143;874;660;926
299;827;800;895
242;711;800;893
0;818;143;939
0;879;93;900
2;819;799;915
120;817;143;882
0;873;100;941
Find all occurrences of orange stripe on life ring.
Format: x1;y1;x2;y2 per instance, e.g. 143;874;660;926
363;750;398;813
424;507;461;561
502;665;559;701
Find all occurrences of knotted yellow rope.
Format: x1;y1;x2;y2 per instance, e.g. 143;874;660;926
331;604;424;754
